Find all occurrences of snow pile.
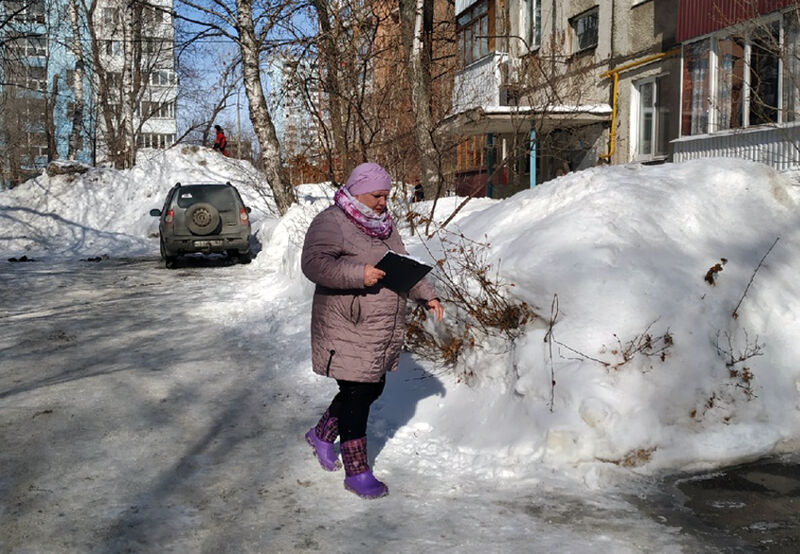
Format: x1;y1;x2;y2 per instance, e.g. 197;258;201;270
2;150;800;486
0;146;277;258
432;160;800;476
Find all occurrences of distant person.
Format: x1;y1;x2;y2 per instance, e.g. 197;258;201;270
212;125;229;157
301;162;443;499
412;183;424;202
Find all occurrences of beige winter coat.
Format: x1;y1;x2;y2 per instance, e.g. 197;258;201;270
301;205;436;382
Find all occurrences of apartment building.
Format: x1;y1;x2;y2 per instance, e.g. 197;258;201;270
0;0;177;183
96;0;177;159
444;0;680;198
1;0;94;183
267;56;317;163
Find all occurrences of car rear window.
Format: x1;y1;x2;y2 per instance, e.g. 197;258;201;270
173;185;239;210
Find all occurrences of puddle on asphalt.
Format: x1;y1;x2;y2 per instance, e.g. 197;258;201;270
631;453;800;552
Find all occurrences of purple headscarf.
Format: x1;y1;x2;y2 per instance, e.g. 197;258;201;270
334;163;393;239
344;162;392;195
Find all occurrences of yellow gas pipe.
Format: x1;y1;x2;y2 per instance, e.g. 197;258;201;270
598;48;681;162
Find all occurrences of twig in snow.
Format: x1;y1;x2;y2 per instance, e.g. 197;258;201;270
543;294;559;412
732;237;780;319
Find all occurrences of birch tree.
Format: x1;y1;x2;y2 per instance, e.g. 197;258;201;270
174;0;296;214
67;0;85;159
119;0;141;168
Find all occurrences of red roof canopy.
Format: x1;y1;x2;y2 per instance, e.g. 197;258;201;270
677;0;796;42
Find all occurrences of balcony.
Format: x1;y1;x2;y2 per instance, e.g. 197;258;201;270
452;52;511;114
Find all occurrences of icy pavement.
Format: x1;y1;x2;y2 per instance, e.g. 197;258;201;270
0;257;734;552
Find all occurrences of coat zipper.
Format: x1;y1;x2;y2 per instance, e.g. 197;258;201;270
325;349;335;376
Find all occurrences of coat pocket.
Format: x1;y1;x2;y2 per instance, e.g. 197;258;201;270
325;349;335;377
349;295;362;324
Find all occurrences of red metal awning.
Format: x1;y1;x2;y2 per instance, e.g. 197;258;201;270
677;0;796;42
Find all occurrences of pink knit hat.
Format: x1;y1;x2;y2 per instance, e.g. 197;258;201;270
345;162;392;195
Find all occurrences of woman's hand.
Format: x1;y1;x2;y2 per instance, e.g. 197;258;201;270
364;264;385;287
426;298;443;321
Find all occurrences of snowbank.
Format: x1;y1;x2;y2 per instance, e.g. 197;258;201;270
3;150;800;486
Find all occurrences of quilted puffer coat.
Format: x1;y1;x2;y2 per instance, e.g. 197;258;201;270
301;205;436;383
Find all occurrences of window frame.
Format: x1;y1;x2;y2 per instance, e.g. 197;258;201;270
631;76;669;162
570;7;599;54
457;0;494;67
680;12;790;137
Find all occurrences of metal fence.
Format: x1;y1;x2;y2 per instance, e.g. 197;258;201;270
673;122;800;171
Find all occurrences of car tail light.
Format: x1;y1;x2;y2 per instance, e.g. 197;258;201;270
239;208;249;223
165;209;174;225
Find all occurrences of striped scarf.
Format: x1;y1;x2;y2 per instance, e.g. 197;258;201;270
334;187;393;239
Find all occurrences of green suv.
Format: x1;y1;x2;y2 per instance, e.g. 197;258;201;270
150;182;252;268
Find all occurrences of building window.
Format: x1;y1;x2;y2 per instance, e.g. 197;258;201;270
682;16;792;136
716;37;745;130
457;1;493;66
143;39;172;56
139;101;175;119
107;72;122;90
633;77;669;160
6;64;45;92
457;135;487;172
102;7;120;27
143;5;164;25
28;65;46;92
571;7;598;53
149;70;175;86
103;40;122;56
9;35;47;58
26;131;48;161
5;1;45;24
681;39;710;136
138;133;175;149
748;22;780;126
528;0;541;49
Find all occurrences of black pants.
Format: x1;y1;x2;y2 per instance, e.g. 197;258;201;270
328;375;386;442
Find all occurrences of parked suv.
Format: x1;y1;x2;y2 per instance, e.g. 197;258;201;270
150;182;252;268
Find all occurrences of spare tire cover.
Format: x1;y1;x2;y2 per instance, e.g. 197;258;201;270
185;202;220;235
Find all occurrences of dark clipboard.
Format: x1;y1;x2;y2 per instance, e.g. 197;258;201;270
374;250;433;293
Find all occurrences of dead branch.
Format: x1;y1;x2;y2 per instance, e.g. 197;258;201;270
732;236;780;319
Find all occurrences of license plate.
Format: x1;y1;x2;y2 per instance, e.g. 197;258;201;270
194;240;222;247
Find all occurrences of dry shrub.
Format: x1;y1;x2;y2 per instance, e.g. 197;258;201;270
404;224;537;372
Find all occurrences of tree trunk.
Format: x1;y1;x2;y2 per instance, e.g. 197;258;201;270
68;0;84;160
311;0;354;183
46;74;60;161
85;0;124;167
399;0;439;199
235;0;295;215
120;0;138;168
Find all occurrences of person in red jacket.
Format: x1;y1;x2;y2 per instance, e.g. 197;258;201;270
212;125;229;157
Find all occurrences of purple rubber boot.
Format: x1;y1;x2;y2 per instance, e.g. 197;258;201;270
341;437;388;499
305;409;341;471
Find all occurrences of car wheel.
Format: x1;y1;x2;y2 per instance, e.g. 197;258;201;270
160;239;178;269
238;250;252;264
185;202;221;236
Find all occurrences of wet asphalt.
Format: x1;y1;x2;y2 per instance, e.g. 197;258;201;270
633;454;800;552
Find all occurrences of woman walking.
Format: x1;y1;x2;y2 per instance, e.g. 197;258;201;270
301;162;443;499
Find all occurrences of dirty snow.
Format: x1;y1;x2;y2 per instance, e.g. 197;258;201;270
2;145;800;551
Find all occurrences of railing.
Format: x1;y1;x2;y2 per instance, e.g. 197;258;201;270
673;122;800;171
